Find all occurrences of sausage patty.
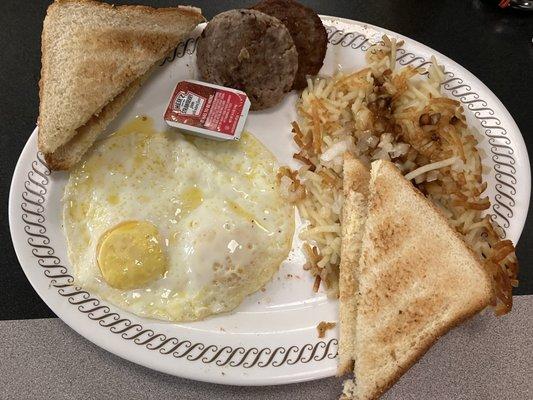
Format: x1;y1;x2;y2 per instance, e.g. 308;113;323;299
197;9;298;110
251;0;327;90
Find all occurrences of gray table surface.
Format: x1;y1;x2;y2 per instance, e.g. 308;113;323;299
1;296;531;399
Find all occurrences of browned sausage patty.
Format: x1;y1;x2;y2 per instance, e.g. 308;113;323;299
197;9;298;110
251;0;327;90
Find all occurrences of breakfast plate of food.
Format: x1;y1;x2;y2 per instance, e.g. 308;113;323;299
9;0;530;398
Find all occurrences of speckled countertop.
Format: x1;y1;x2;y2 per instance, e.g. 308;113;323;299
1;296;531;399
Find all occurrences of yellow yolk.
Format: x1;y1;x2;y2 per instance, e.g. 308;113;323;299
97;221;167;290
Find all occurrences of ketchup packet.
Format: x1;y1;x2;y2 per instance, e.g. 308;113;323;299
164;80;250;140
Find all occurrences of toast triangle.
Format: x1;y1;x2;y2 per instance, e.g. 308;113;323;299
338;153;370;375
342;160;492;400
38;0;203;168
44;74;146;170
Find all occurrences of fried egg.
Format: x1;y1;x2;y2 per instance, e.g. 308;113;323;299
63;116;294;321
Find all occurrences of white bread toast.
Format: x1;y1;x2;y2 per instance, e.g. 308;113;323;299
338;153;370;375
45;75;145;170
341;160;493;400
38;0;203;169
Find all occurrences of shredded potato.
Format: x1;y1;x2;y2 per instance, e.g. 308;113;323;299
280;37;518;314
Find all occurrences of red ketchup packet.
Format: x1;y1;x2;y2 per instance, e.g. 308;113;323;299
164;80;250;141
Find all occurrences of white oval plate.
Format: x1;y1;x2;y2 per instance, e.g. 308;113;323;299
9;17;530;386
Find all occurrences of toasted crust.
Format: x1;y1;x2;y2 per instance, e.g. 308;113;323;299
342;160;492;400
38;0;203;166
43;75;145;170
52;0;202;17
343;154;370;198
361;304;490;400
338;154;370;376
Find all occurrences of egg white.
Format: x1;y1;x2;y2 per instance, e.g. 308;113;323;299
63;117;294;321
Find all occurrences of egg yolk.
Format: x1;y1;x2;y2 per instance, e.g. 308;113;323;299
97;221;167;290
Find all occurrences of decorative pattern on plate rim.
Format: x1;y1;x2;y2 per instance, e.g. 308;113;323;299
20;29;518;369
160;36;198;66
21;152;338;368
326;25;516;237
